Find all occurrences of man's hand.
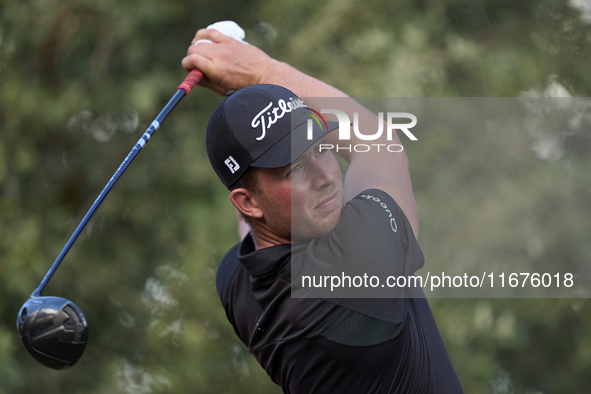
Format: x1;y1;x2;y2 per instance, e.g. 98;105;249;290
182;28;279;96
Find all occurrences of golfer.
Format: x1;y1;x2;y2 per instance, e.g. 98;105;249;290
182;27;463;393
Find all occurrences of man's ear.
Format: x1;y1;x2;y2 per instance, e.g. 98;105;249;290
230;188;264;220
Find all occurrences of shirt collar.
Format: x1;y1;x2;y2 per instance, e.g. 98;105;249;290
238;233;292;277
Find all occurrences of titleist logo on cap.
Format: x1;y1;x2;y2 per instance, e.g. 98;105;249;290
251;98;307;141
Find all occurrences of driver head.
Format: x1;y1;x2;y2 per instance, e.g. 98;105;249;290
17;296;88;370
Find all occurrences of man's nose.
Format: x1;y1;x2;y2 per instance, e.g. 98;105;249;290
311;158;335;189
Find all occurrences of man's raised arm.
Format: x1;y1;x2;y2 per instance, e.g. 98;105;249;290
182;27;419;237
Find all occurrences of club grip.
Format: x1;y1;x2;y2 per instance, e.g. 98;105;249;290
178;69;204;94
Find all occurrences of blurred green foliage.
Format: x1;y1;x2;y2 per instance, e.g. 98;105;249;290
1;0;590;393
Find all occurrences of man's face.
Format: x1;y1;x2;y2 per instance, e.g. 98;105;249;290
254;139;344;242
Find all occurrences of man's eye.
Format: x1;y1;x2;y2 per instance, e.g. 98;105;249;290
289;164;301;174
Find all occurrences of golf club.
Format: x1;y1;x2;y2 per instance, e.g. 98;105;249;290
17;21;246;370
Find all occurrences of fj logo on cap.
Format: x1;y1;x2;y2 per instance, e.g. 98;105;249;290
224;156;240;174
251;98;307;141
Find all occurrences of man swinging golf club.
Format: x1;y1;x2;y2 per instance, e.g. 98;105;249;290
182;26;463;393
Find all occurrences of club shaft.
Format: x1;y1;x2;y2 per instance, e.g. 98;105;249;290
33;86;193;297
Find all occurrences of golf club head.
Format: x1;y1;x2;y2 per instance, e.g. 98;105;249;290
17;296;88;370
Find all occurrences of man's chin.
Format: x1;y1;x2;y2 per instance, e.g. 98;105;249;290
291;211;342;242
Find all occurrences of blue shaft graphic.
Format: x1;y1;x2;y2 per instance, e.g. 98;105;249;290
32;88;188;297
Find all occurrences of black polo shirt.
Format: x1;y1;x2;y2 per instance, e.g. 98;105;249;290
216;189;463;393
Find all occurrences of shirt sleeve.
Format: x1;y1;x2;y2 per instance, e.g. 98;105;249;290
292;188;425;301
344;189;424;276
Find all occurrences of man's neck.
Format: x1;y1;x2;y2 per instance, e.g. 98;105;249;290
250;223;291;250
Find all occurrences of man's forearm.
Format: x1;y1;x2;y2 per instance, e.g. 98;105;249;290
261;61;349;99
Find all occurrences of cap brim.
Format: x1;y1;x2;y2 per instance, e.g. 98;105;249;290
250;120;339;168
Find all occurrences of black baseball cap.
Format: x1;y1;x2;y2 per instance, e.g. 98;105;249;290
206;84;339;189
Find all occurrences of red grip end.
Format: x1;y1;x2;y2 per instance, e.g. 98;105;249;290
178;69;204;94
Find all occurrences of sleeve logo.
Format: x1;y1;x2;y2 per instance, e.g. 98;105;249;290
360;194;398;232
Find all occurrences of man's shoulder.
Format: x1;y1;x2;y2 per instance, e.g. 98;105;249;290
339;188;407;237
346;188;401;213
346;188;422;265
293;188;424;296
216;242;242;303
